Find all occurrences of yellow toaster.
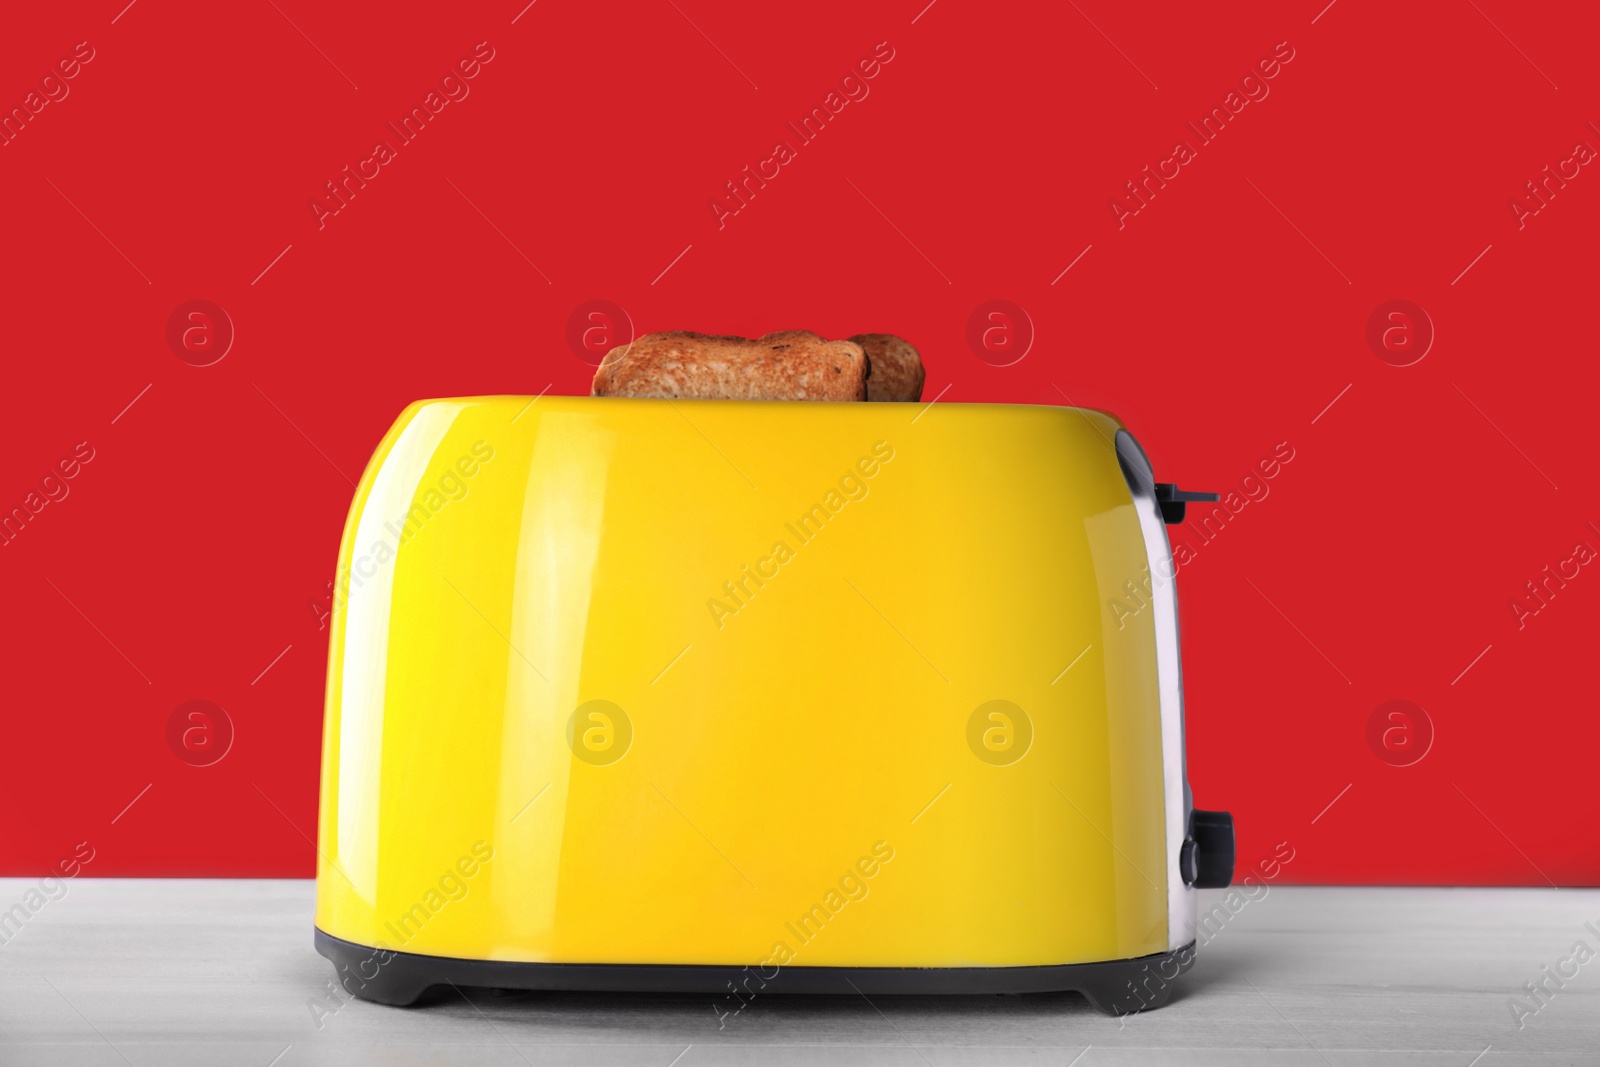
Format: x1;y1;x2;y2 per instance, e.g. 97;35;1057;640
314;395;1233;1016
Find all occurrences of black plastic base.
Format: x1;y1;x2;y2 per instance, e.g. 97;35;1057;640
315;928;1196;1016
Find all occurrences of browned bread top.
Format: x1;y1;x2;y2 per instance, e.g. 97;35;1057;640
591;330;869;401
850;334;925;402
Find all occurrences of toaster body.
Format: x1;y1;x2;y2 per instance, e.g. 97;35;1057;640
314;396;1230;1015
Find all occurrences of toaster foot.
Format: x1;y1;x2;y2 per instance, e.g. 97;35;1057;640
314;932;438;1007
315;929;1197;1014
1075;940;1197;1016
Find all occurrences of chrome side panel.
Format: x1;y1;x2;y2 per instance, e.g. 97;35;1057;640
1116;431;1196;952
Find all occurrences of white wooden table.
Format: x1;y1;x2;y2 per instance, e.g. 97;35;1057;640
1;880;1594;1065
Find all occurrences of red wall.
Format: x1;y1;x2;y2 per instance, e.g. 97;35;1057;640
2;0;1594;883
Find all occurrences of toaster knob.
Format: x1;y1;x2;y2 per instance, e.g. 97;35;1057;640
1153;483;1220;525
1180;809;1236;888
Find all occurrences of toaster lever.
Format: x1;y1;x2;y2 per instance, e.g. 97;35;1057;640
1180;809;1235;889
1153;484;1219;525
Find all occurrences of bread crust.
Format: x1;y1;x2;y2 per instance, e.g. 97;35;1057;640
850;334;925;402
591;331;869;401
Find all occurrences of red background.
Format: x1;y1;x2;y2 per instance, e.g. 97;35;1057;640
2;0;1595;884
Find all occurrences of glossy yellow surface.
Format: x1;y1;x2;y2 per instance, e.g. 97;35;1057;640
316;397;1170;968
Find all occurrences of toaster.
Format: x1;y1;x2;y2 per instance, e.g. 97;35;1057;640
314;395;1233;1016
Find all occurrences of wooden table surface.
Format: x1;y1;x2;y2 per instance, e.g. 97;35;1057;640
0;880;1595;1066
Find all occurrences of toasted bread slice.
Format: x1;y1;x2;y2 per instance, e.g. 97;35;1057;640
850;334;925;402
592;331;869;401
